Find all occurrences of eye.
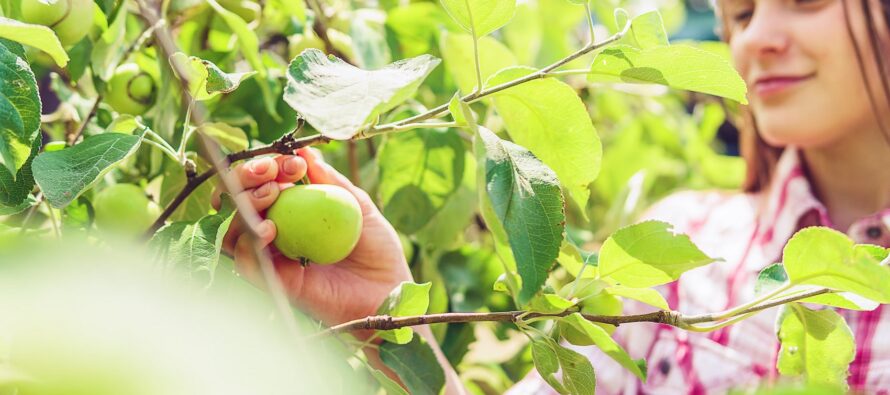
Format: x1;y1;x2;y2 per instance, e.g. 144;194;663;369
733;9;754;22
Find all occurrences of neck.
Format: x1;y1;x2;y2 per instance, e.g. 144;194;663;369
801;126;890;231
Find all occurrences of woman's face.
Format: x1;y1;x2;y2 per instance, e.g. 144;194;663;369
723;0;889;148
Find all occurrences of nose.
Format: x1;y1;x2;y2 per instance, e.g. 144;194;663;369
733;6;792;65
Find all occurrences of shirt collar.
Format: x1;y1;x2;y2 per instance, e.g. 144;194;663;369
755;147;890;255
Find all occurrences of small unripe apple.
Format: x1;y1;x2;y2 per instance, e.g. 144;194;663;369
21;0;94;46
93;184;161;236
106;64;157;115
288;28;356;62
266;184;362;265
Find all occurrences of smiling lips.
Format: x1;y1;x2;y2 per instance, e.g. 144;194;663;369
753;74;815;98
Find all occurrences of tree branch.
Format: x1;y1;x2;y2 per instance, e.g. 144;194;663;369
316;285;839;338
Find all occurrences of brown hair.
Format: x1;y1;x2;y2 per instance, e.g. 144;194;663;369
717;0;890;193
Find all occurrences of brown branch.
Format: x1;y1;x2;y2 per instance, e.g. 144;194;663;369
317;310;678;338
305;0;354;65
317;286;842;338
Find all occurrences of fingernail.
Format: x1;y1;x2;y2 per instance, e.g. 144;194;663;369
253;182;272;198
283;156;301;175
250;158;272;175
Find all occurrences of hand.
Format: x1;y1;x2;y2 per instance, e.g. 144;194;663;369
215;148;413;329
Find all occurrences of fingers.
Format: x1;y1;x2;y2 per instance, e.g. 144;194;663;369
274;155;307;184
212;155;307;209
232;219;277;286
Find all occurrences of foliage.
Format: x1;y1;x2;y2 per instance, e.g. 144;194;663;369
0;0;884;394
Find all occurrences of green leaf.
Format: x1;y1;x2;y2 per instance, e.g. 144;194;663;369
379;336;445;395
376;282;432;344
756;263;879;311
487;67;601;216
0;17;68;67
616;11;669;49
196;123;249;153
776;304;855;389
0;40;41;175
378;128;465;234
369;368;409;395
755;262;788;295
530;335;597;395
441;32;517;94
284;49;440;139
557;242;597;278
783;227;890;303
562;313;646;381
0;136;38;211
33;133;143;208
169;53;256;101
414;151;477;250
148;197;237;285
439;0;517;38
476;127;565;305
588;44;748;104
607;285;669;310
527;293;574;314
598;220;719;288
205;0;278;120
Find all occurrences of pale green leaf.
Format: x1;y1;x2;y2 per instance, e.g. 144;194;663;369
284;49;440;139
196;123;249;153
476;127;565;305
598;220;719;288
777;304;855;389
33;133;143;208
379;336;445;395
439;0;516;37
169;53;255;101
527;293;574;314
376;282;432;344
488;66;601;217
588;44;748;104
607;285;669;310
378;128;464;234
0;16;68;67
783;227;890;303
441;32;516;94
562;313;646;380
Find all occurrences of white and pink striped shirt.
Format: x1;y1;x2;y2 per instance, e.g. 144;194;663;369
511;147;890;394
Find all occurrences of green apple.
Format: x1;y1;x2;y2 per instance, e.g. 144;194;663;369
266;184;362;264
106;64;157;116
21;0;94;46
93;184;161;236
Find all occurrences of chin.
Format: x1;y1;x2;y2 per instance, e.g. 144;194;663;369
755;116;837;149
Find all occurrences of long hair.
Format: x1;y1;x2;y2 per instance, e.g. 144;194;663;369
717;0;890;193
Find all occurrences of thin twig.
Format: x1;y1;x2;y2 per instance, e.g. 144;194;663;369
67;96;102;146
370;20;632;133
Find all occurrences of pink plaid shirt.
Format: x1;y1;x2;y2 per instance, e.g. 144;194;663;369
511;147;890;394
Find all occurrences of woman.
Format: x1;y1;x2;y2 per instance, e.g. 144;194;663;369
218;0;890;392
